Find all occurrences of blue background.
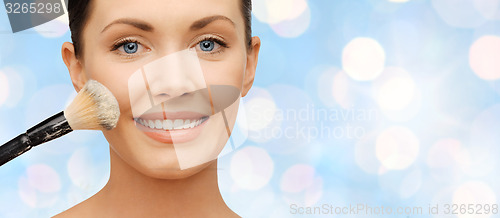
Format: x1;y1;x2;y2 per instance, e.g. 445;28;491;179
1;0;500;217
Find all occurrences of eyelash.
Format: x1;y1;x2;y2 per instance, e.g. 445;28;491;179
195;35;229;55
109;35;229;58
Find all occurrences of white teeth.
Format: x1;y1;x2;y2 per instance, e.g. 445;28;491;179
173;119;184;129
165;120;173;130
137;117;207;130
155;120;162;129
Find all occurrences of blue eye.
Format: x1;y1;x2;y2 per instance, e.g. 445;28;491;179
200;40;215;52
123;42;138;54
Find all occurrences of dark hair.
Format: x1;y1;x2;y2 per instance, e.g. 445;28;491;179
68;0;252;58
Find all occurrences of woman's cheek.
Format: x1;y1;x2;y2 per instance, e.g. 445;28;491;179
87;64;135;113
202;59;245;89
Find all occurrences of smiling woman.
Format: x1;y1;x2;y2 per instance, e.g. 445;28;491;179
55;0;260;217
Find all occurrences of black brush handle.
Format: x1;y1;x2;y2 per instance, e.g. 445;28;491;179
0;111;73;166
0;134;31;166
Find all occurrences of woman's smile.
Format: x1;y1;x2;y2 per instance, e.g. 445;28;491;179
134;111;211;144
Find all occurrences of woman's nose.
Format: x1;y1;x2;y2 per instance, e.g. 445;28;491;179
143;49;206;105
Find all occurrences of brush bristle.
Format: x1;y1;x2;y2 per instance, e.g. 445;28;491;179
63;80;120;130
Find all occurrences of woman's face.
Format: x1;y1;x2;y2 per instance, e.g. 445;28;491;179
66;0;258;179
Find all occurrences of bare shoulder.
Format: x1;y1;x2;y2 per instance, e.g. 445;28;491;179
51;198;96;218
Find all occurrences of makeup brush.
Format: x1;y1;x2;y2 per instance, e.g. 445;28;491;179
0;80;120;166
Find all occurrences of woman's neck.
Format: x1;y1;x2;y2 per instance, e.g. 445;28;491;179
86;148;238;218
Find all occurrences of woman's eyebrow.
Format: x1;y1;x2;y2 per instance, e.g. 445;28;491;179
190;15;235;30
101;18;154;33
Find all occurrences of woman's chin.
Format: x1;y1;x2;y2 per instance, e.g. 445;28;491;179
138;159;215;180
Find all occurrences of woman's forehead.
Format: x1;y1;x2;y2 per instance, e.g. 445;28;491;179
88;0;244;32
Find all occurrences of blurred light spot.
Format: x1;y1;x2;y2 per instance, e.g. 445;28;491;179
253;0;308;24
34;15;69;38
458;104;500;177
1;67;26;108
244;87;282;144
377;77;415;111
18;177;37;208
470;104;500;149
27;164;61;193
280;164;315;193
432;0;488;28
25;84;73;129
355;131;381;174
453;181;497;218
332;70;354;109
458;147;496;178
67;147;96;189
0;71;9;106
427;139;464;183
376;126;419;170
230;146;274;190
469;35;500;80
427;138;462;168
473;0;500;20
399;169;421;199
431;187;456;214
244;94;276;132
18;164;60;208
389;0;410;2
372;67;421;121
342;37;386;81
280;164;323;206
270;5;311;38
304;65;336;107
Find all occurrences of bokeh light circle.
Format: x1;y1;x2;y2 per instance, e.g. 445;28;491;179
0;71;9;106
432;0;488;28
342;37;386;81
67;147;98;189
372;67;421;121
469;35;500;80
458;104;500;177
18;164;61;208
332;70;355;109
244;97;276;132
252;0;308;24
280;164;315;193
427;138;462;168
377;77;415;111
453;181;497;218
473;0;500;20
1;67;28;108
399;169;422;199
280;164;323;206
270;5;311;38
376;126;419;170
230;146;274;190
27;164;61;193
34;11;69;38
355;131;381;174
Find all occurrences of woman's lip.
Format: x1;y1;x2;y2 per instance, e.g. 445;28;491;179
137;111;210;120
134;117;209;144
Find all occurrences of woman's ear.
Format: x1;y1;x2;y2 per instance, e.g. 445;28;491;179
61;42;87;92
242;36;261;97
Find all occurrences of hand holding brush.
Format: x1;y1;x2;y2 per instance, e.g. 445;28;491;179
0;80;120;166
